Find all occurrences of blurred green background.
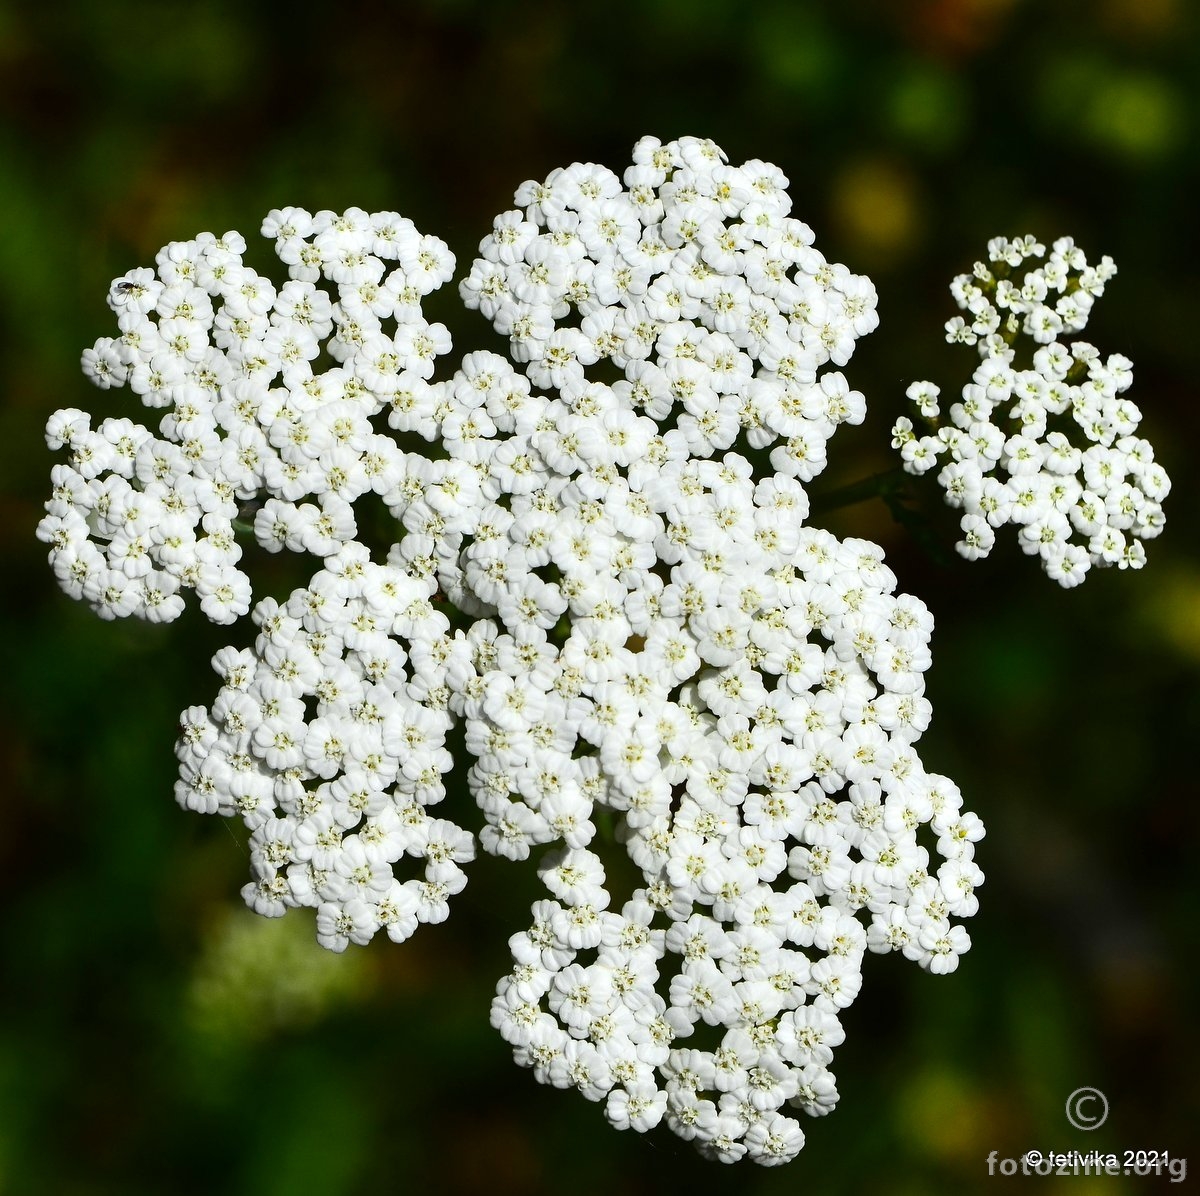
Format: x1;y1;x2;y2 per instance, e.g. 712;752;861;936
2;0;1198;1191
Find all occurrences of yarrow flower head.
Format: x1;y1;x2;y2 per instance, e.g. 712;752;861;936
893;236;1169;587
39;135;996;1165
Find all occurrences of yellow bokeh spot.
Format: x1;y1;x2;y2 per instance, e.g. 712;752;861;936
831;159;921;263
1101;0;1180;37
1136;565;1200;660
898;1068;992;1161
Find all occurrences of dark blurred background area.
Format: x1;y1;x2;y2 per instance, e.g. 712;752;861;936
1;0;1197;1192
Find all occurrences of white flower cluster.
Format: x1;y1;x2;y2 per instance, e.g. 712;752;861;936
460;133;875;472
893;235;1169;587
42;136;986;1166
482;496;984;1162
174;547;470;953
38;212;456;622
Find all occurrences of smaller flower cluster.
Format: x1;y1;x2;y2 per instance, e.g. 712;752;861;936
38;212;456;622
175;543;471;952
893;236;1169;586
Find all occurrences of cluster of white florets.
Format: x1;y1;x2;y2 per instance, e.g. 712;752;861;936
429;141;977;1162
893;235;1169;587
460;133;875;471
174;547;470;952
41;136;986;1166
38;212;456;622
480;483;984;1162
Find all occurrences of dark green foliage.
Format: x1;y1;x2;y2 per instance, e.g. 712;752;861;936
2;1;1197;1190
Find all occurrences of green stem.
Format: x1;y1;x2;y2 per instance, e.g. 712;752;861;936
809;464;954;567
808;466;911;515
